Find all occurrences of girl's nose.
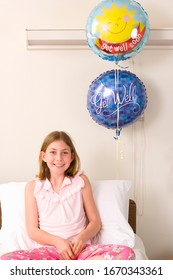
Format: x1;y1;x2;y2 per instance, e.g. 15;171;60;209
56;152;62;161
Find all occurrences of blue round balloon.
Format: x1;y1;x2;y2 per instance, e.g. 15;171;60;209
87;69;147;129
86;0;150;62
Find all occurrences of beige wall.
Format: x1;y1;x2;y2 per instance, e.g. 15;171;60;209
0;0;173;259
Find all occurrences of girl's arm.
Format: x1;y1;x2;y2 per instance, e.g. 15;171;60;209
25;181;75;260
71;174;101;255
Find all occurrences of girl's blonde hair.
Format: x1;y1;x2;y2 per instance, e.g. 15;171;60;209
37;131;80;180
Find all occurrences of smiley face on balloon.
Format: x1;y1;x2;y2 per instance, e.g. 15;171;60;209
95;3;145;43
86;0;150;62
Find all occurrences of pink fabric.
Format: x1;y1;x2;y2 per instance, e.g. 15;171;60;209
0;244;135;260
34;172;88;244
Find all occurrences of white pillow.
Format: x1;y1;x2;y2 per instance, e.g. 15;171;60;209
0;180;135;254
91;180;135;248
0;182;36;253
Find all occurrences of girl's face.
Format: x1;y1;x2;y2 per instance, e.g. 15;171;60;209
41;140;74;176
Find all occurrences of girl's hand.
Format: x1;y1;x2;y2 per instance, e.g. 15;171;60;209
55;238;75;260
71;237;86;256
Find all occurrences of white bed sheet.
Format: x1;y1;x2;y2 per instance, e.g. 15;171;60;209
132;234;148;260
0;232;148;260
0;231;6;257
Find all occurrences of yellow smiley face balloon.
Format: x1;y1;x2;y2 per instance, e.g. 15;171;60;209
86;0;150;62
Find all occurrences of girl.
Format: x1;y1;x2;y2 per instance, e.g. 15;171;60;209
0;131;135;260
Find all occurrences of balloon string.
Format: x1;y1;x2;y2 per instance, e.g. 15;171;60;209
114;56;129;69
115;61;129;69
114;69;121;140
116;69;120;131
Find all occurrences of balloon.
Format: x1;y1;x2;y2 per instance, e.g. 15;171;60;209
87;69;147;132
86;0;150;63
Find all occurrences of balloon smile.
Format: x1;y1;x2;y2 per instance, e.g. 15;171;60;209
107;22;127;35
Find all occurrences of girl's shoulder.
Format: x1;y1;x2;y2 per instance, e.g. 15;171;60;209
73;170;85;180
73;171;90;189
25;179;36;196
25;179;35;188
25;178;43;194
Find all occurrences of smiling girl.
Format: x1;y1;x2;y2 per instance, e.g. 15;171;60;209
0;131;135;260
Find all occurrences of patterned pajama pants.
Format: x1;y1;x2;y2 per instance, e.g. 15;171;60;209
0;244;135;260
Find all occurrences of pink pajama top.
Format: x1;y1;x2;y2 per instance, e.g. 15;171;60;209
34;172;88;243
